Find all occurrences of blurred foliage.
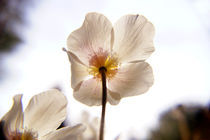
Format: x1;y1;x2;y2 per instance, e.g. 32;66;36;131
0;0;32;52
148;104;210;140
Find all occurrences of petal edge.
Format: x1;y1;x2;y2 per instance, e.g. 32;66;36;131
1;94;23;133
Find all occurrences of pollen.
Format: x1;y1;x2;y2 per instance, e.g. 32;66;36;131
89;52;119;79
7;131;37;140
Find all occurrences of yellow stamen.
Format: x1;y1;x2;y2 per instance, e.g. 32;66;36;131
7;131;37;140
89;53;119;79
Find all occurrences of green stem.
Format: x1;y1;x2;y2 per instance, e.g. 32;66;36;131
99;67;107;140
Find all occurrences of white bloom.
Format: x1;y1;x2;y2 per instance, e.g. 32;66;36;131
66;13;155;106
0;89;85;140
79;111;100;140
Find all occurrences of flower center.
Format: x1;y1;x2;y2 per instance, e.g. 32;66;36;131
89;52;119;79
7;131;37;140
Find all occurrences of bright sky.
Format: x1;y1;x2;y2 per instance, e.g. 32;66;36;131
0;0;210;139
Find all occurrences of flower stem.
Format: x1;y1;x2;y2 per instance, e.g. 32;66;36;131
99;67;107;140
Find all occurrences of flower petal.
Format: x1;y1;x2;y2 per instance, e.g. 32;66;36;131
41;124;86;140
108;62;154;98
1;94;23;133
24;89;67;137
107;89;121;105
73;78;102;106
65;50;89;89
73;77;121;106
67;12;113;65
113;15;155;63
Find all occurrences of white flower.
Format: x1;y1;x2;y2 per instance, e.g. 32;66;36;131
66;12;155;106
0;89;85;140
78;111;100;140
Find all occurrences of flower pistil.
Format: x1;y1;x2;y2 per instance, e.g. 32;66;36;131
88;52;119;79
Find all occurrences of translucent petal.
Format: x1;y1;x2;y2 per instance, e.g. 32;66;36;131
67;12;113;65
65;50;89;89
73;78;102;106
108;62;154;97
1;94;23;133
24;89;67;137
73;78;121;106
107;89;121;105
113;15;155;63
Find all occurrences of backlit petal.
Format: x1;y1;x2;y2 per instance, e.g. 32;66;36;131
107;89;121;105
1;95;23;133
73;78;102;106
24;89;67;137
73;78;122;106
67;12;113;65
108;62;154;98
113;15;155;63
65;50;89;89
41;124;85;140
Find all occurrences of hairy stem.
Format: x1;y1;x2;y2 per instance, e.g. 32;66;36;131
99;67;107;140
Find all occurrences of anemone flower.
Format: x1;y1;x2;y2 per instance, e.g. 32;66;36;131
65;12;155;140
65;12;155;106
0;89;85;140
